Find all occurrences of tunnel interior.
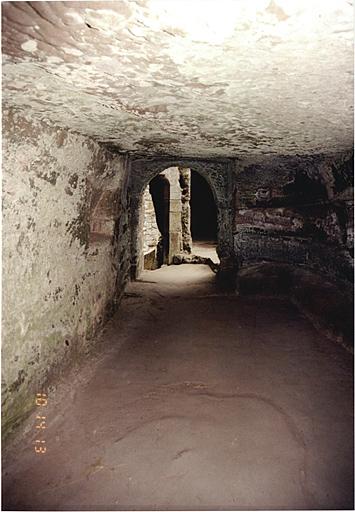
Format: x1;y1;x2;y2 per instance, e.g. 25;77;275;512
2;1;354;510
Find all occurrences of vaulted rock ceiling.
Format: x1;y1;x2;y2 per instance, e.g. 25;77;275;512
2;0;354;159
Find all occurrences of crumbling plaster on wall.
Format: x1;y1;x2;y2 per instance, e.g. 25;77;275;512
2;0;353;159
2;108;131;438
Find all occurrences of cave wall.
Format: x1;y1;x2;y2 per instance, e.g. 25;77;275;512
2;108;131;439
179;169;193;254
234;153;354;288
142;186;161;269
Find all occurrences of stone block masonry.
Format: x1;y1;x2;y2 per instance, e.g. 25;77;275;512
2;108;131;440
234;153;354;289
179;168;193;254
142;187;161;269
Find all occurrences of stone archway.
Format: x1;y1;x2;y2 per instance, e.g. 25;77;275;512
128;157;236;284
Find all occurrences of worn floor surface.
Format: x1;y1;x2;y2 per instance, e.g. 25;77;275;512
192;241;219;264
2;264;354;510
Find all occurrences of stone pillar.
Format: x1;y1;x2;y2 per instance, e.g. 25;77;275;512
216;196;238;291
136;194;145;276
179;168;192;254
162;167;183;263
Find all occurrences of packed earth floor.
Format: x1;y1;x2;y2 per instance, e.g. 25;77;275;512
3;264;353;511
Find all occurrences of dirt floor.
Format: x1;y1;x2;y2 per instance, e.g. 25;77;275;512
192;241;219;264
2;264;354;510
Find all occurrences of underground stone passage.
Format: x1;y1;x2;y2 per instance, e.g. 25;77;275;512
1;1;354;511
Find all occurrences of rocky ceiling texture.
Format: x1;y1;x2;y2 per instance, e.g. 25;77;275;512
2;0;354;159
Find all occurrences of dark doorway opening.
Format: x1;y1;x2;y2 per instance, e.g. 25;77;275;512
190;171;217;242
149;174;170;265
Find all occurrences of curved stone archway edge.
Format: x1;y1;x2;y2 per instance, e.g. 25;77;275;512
129;157;236;286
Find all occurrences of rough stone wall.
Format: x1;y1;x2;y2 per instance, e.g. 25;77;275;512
179;168;192;254
2;108;131;439
143;187;160;254
142;186;160;268
234;153;354;287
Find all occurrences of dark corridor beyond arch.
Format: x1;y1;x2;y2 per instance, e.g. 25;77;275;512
149;174;170;265
190;171;217;242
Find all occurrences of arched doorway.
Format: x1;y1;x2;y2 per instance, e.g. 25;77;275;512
141;167;219;271
129;157;234;282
